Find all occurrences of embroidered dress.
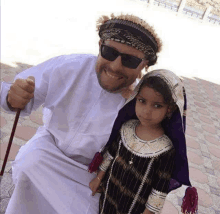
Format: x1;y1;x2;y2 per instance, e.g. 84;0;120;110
99;119;175;214
89;69;198;214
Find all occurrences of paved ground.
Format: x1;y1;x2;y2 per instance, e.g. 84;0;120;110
1;64;220;214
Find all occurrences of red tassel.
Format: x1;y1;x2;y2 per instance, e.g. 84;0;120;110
181;187;198;214
88;152;103;173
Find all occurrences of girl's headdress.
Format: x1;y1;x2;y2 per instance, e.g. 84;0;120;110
97;13;162;66
89;69;198;214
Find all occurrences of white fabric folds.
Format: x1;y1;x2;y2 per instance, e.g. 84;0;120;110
6;127;101;214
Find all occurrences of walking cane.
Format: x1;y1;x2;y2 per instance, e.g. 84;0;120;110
0;109;21;183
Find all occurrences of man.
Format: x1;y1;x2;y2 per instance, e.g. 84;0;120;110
1;13;162;214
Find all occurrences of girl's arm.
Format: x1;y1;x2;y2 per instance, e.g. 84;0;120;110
98;133;120;172
97;170;106;179
89;170;106;196
89;149;114;196
99;151;114;171
142;208;154;214
89;148;115;195
89;134;120;195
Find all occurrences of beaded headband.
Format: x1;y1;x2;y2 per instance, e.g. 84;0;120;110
97;14;162;66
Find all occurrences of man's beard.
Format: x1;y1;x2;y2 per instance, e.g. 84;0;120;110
95;64;128;94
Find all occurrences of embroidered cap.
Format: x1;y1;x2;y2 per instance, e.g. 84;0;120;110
97;14;162;66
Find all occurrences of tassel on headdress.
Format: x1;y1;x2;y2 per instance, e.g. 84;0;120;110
88;152;103;173
181;187;198;214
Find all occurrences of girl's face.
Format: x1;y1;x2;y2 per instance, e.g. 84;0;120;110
135;86;171;128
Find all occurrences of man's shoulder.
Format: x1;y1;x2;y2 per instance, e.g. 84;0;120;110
47;54;97;75
58;53;97;63
49;54;97;80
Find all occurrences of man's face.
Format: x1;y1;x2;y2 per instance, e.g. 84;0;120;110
95;40;148;93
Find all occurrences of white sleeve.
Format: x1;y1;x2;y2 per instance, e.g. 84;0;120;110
0;55;66;117
1;81;34;116
99;151;114;172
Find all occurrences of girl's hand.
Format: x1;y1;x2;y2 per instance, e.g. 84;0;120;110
89;177;102;196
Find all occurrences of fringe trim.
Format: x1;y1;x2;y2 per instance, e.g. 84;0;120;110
96;13;163;53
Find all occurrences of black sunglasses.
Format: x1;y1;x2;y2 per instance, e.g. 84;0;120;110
100;44;145;69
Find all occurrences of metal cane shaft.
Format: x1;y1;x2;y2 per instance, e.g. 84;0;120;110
0;109;21;177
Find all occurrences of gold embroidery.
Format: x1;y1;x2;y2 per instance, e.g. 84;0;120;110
121;120;173;158
110;175;146;205
146;188;167;213
100;151;114;172
115;156;152;185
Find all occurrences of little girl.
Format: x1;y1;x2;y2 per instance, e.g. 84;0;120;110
89;69;198;214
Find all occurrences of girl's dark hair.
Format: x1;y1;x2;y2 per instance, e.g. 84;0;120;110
138;76;176;111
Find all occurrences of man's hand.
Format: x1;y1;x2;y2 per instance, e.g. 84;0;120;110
7;76;35;110
89;177;102;196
